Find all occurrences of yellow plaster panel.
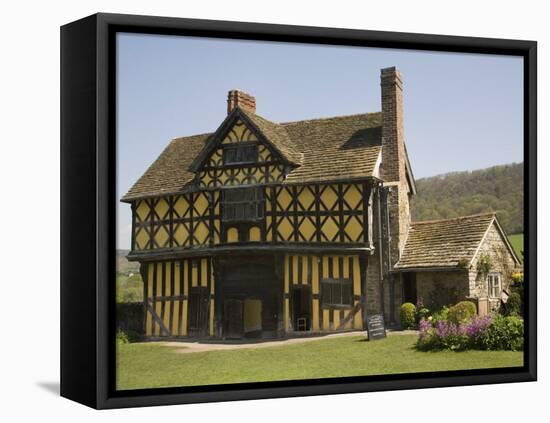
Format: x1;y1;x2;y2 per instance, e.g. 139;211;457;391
174;223;189;247
227;227;239;243
299;217;316;241
154;225;169;248
321;217;339;241
312;257;319;294
136;201;150;221
277;188;293;210
146;264;154;336
320;186;338;209
293;255;299;285
191;261;198;287
173;196;189;218
201;259;208;287
194;221;209;245
277;217;293;241
194;193;209;216
322;309;330;331
332;256;340;278
135;227;149;250
322;256;329;279
302;256;308;285
333;310;340;329
343;184;363;210
249;226;261;241
155;198;170;219
353;256;361;295
299;187;315;210
312;299;319;331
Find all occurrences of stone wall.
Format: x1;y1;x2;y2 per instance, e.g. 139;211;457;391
468;222;519;311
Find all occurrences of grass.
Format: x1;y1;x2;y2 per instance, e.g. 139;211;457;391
508;233;524;262
116;334;523;390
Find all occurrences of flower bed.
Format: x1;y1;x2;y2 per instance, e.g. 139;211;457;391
417;314;523;352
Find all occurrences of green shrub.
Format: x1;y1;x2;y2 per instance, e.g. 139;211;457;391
481;315;524;351
448;301;477;324
116;330;130;344
431;306;449;325
504;292;522;316
416;307;431;323
400;303;417;329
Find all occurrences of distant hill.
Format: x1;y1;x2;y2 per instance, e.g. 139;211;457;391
411;162;524;235
117;249;140;274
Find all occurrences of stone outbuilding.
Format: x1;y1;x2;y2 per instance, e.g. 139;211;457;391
395;212;521;314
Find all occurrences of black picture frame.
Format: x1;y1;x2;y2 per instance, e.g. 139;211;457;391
60;12;537;409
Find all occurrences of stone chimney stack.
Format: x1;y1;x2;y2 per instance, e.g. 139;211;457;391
227;90;256;115
380;66;411;266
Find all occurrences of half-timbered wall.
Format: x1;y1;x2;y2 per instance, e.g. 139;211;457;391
266;183;370;244
142;258;215;337
132;181;370;250
133;192;221;250
283;254;363;333
197;119;286;189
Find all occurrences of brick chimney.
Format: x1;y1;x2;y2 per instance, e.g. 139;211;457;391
380;66;411;266
227;89;256;115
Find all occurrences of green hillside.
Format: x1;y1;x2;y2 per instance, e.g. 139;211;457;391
508;233;524;262
411;162;524;235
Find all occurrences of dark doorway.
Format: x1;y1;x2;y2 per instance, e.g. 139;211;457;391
223;299;243;339
292;285;312;331
402;272;417;304
188;286;209;337
218;255;281;339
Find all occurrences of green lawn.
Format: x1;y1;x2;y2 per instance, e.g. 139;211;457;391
508;233;524;262
116;334;523;390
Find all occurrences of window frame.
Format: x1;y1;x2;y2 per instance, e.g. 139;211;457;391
221;186;265;223
321;277;353;308
488;272;502;298
222;143;259;165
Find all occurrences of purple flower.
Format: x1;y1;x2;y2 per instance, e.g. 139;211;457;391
418;318;432;340
463;315;492;339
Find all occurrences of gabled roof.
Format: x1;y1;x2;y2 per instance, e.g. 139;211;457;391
122;110;384;202
395;212;520;271
189;108;303;172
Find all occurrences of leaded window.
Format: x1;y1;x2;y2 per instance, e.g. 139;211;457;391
222;144;258;165
221;187;264;222
321;278;353;307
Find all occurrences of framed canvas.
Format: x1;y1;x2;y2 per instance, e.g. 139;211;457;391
60;13;537;409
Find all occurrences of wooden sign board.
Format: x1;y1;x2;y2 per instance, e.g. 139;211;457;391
366;313;387;341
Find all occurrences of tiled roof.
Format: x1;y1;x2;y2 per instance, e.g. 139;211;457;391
395;213;497;270
122;109;382;201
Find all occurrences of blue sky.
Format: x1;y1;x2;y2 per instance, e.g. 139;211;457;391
116;33;523;249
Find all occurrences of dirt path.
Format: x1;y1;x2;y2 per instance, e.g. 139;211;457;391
160;330;418;354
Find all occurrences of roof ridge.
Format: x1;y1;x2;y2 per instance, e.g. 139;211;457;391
412;212;496;226
171;132;213;142
280;111;381;126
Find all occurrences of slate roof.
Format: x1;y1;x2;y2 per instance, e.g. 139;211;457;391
395;213;502;270
122;109;383;201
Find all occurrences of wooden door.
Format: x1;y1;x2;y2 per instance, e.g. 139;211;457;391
224;299;243;339
188;287;209;337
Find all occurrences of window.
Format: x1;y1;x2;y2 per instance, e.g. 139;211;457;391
222;144;258;165
321;278;353;307
488;273;501;298
221;187;264;222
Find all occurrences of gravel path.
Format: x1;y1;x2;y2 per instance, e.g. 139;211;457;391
159;329;418;354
